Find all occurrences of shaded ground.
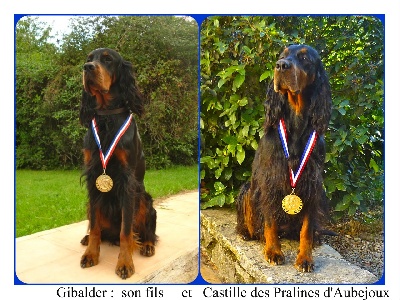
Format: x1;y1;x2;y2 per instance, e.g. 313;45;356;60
322;211;384;279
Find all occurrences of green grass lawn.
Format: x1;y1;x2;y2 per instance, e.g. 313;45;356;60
16;165;198;237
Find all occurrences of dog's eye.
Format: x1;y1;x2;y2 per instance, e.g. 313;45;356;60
104;55;113;63
298;54;308;61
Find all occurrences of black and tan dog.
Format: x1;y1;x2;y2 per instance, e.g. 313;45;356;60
79;48;157;279
236;45;332;272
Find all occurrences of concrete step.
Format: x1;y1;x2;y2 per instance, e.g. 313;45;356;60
201;208;378;284
16;191;199;284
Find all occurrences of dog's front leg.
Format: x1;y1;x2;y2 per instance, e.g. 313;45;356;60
115;204;136;279
263;218;285;265
295;214;314;272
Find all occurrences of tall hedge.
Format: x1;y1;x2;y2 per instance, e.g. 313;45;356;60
200;16;384;217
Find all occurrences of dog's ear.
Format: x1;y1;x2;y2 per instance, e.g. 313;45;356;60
79;90;96;128
264;80;284;130
118;59;146;117
309;61;332;135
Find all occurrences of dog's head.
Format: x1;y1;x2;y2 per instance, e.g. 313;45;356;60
273;44;321;95
82;48;122;96
80;48;145;127
264;44;332;134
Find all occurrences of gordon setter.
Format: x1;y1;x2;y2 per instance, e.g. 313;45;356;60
79;48;157;279
236;44;332;272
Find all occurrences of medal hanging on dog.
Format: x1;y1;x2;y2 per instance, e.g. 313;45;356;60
282;189;303;215
278;119;318;215
91;114;133;192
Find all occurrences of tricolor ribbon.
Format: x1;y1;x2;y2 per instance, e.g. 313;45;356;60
278;118;317;188
91;114;133;170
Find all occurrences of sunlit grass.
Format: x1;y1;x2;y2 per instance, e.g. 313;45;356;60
16;165;197;237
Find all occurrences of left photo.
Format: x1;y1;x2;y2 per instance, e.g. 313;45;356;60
15;15;199;284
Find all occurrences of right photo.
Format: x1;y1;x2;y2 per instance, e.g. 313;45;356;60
199;16;384;284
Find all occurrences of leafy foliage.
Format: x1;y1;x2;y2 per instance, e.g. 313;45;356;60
16;16;198;170
200;16;384;217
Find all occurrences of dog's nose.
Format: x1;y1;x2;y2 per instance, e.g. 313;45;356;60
83;62;95;71
275;59;292;71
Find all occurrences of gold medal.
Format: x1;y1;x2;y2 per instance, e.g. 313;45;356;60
91;115;132;193
282;191;303;215
96;173;113;192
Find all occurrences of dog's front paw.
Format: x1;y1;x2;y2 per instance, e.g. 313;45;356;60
295;253;314;272
264;247;285;265
115;258;135;279
140;242;155;257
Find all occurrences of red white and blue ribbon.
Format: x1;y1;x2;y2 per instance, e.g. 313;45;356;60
91;114;133;170
278;118;318;188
